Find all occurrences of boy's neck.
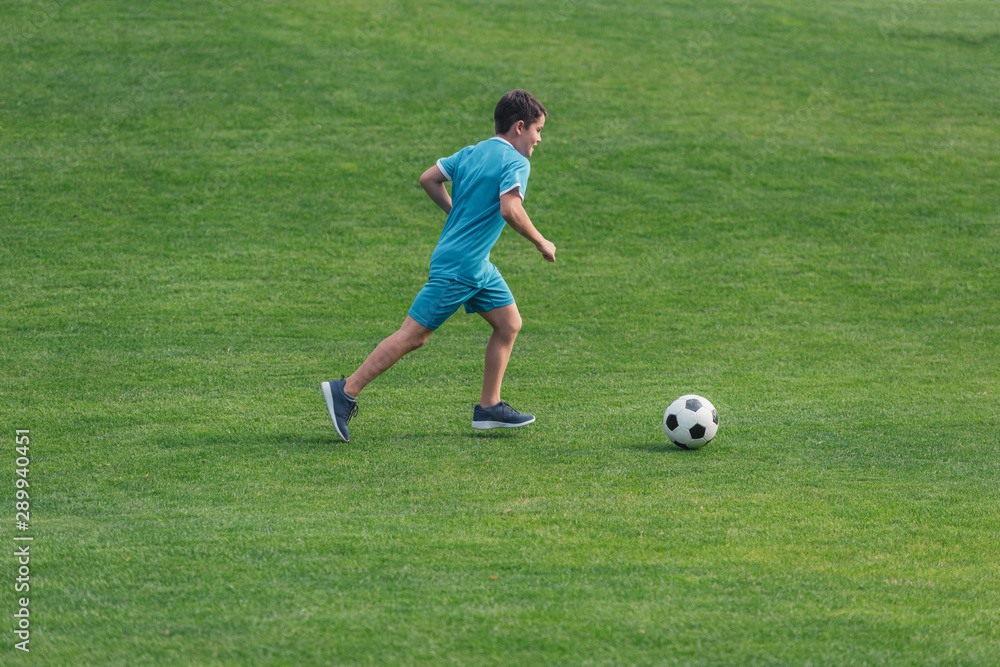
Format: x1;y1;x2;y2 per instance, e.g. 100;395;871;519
495;131;531;159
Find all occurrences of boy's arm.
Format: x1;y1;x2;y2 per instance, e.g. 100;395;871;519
419;165;452;214
500;190;556;262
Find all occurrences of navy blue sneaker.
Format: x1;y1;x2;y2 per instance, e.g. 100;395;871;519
321;377;358;442
472;401;535;430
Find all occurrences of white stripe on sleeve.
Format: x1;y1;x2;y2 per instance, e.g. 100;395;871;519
499;183;524;200
436;158;452;181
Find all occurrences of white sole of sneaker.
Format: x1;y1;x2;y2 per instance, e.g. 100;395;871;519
321;381;349;442
471;416;536;430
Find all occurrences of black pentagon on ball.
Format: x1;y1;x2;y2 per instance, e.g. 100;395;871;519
666;413;679;430
674;441;691;450
711;408;718;424
685;398;702;411
689;423;706;440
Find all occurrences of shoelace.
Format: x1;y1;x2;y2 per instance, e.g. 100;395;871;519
495;401;516;417
340;376;359;421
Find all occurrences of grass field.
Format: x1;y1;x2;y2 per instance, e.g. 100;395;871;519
3;0;1000;664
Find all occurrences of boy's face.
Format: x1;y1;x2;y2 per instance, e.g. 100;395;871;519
511;116;545;158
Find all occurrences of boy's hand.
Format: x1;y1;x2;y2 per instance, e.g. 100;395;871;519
536;239;556;262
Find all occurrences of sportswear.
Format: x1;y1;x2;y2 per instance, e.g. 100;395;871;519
472;401;536;430
408;264;514;330
321;378;358;442
431;137;530;286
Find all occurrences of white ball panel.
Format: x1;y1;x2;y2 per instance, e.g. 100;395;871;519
676;409;698;429
694;407;714;427
703;421;718;440
671;428;693;445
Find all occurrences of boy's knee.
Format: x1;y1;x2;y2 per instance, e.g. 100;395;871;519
405;329;432;351
499;314;522;338
410;335;428;351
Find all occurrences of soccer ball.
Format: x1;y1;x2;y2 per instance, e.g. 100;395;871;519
663;395;719;449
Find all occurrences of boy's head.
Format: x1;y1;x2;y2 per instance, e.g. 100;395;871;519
494;89;547;158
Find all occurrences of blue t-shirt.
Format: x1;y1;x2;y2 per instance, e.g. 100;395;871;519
430;137;530;286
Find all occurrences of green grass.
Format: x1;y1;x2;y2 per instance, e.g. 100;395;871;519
3;0;1000;664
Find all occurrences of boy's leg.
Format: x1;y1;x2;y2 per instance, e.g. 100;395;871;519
346;315;434;397
322;315;433;442
472;302;534;430
477;303;521;407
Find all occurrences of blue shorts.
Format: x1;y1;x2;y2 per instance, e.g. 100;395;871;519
408;268;515;330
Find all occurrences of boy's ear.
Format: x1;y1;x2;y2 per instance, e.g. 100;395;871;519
513;120;525;134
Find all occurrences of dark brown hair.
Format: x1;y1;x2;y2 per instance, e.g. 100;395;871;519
494;89;547;135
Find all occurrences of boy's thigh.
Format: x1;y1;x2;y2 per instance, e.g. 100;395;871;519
408;277;477;330
463;271;515;315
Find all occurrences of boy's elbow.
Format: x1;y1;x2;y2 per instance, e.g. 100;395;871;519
499;202;515;224
419;167;440;188
499;195;520;222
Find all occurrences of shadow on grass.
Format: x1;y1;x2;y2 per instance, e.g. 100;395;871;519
260;423;572;450
463;430;521;441
244;432;348;448
628;443;696;454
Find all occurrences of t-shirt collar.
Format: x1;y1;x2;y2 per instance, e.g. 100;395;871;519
491;136;515;148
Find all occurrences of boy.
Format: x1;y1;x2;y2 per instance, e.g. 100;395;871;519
321;89;556;442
